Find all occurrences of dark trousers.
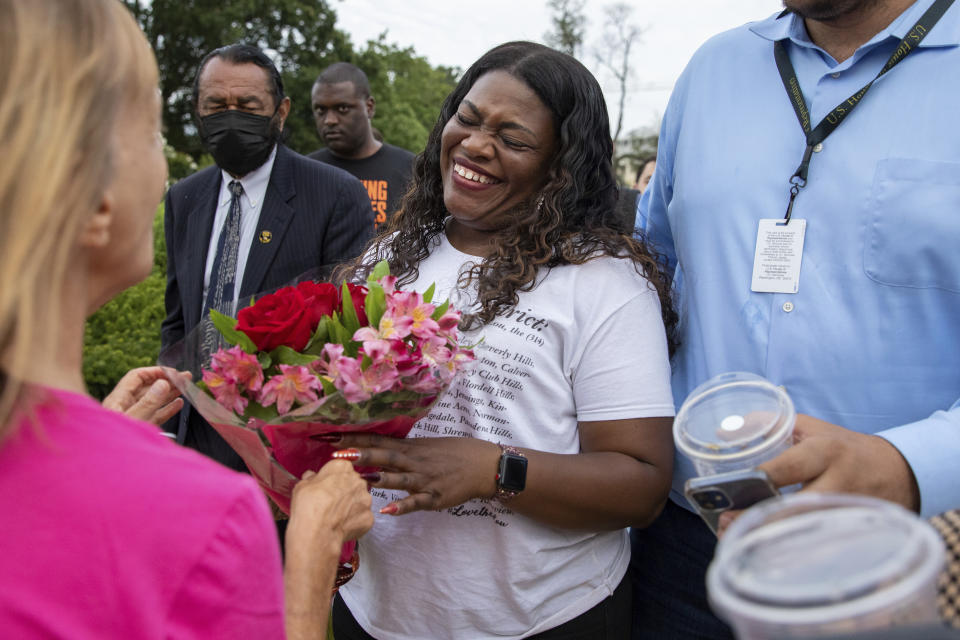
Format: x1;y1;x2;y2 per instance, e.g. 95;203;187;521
332;571;631;639
629;499;734;639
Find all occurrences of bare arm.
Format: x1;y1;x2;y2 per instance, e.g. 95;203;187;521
335;415;674;531
511;416;674;529
101;366;191;425
283;461;374;640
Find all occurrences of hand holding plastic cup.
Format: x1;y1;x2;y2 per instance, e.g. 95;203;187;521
707;493;946;639
674;372;796;476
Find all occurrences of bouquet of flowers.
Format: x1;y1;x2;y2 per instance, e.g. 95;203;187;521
164;261;474;583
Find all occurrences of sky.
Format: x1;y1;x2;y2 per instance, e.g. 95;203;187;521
332;0;785;136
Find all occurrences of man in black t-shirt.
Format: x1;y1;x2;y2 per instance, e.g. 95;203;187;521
308;63;414;229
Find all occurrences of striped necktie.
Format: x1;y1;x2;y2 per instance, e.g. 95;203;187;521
201;180;243;357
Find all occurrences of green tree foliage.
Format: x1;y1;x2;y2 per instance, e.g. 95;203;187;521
122;1;458;158
544;0;587;58
273;36;459;156
123;0;353;157
354;37;459;154
615;127;658;186
623;129;658;163
82;207;167;400
163;141;202;184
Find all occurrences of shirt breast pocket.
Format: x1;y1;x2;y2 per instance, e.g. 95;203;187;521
864;158;960;292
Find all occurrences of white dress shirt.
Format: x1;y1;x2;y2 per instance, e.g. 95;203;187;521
202;146;277;314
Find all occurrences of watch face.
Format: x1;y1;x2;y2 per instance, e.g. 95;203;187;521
499;454;528;492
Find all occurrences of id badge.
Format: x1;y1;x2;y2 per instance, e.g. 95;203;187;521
751;219;806;294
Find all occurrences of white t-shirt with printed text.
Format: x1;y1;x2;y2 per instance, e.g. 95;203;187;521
340;232;674;639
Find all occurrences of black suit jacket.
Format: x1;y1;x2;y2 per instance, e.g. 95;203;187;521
160;145;374;469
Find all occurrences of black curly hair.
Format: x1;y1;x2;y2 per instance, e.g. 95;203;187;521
345;41;677;353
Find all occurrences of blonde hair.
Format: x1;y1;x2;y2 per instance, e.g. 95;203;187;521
0;0;159;434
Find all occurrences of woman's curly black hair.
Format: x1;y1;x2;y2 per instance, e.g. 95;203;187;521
346;41;677;354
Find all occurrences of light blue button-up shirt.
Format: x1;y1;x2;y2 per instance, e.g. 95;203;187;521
638;0;960;517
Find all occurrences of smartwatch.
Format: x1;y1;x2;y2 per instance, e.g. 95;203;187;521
494;445;527;501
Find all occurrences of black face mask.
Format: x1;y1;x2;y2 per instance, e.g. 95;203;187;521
198;109;281;177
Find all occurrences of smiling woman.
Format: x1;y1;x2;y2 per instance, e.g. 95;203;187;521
440;70;558;252
331;41;679;639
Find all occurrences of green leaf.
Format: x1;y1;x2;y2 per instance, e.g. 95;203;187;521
368;259;390;282
431;300;450;320
303;317;331;356
258;352;272;370
365;284;386;328
244;400;278;422
340;283;361;334
319;377;337;396
352;403;371;422
272;345;320;366
328;312;348;344
209;309;257;353
327;313;359;357
422;282;435;304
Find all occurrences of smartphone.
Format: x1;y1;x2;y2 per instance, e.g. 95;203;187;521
684;468;780;535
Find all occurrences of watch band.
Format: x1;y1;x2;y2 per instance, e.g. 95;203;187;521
494;444;527;502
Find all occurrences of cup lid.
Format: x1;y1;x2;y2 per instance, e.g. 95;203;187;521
708;494;946;624
673;372;795;464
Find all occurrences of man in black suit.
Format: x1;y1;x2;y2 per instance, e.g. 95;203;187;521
161;43;373;470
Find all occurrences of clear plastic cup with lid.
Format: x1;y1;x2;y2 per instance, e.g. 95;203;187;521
707;493;946;639
673;371;795;476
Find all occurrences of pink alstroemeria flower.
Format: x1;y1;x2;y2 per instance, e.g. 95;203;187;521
259;364;322;415
353;311;414;342
405;368;445;395
363;339;424;383
210;345;264;392
334;357;399;403
311;343;345;380
435;309;462;338
440;347;476;382
202;369;249;415
378;274;398;295
419;335;452;368
387;291;440;339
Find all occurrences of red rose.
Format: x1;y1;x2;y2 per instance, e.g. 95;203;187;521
296;281;339;326
341;283;369;326
236;285;314;352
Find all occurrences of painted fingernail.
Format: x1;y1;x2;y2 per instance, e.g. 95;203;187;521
360;472;381;483
379;503;399;515
312;433;342;442
332;448;361;461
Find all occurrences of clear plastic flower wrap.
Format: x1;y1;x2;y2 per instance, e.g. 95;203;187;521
160;261;475;585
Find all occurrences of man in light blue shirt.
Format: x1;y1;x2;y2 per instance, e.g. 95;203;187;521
632;0;960;637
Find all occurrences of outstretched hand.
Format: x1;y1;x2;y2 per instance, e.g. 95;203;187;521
717;415;921;536
287;460;374;548
101;366;191;426
284;461;374;640
333;433;501;516
757;414;921;511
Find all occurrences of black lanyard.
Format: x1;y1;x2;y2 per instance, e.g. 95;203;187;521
774;0;955;223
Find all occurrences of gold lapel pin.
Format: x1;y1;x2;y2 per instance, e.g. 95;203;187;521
259;230;272;244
